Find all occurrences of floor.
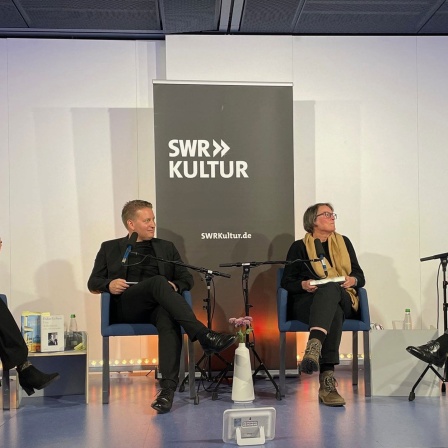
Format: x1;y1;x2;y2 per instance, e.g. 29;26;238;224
1;368;448;448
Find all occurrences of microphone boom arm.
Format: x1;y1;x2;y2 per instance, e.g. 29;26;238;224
131;252;231;278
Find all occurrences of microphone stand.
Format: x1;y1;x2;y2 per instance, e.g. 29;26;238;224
219;259;302;401
178;269;234;403
133;252;233;404
409;253;448;401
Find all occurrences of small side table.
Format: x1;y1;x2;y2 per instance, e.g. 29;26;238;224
370;329;440;397
2;349;89;410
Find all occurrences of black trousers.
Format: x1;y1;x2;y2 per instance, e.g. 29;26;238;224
114;275;206;387
0;299;28;370
290;282;355;365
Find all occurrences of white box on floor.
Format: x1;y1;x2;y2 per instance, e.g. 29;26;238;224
370;329;441;397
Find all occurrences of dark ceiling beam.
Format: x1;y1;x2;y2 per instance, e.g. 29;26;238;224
0;28;166;40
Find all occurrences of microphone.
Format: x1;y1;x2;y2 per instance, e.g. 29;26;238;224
314;239;328;278
219;261;262;268
420;252;448;262
219;262;246;268
121;232;138;265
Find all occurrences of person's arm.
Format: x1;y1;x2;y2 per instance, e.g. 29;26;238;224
167;242;194;293
87;242;114;294
343;236;365;289
281;240;313;295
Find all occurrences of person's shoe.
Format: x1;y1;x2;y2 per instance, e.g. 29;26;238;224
318;371;345;406
406;340;447;367
301;338;321;374
151;388;175;414
17;364;60;396
200;331;238;356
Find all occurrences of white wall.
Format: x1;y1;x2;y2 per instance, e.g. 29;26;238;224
1;34;448;363
416;37;448;329
292;36;421;331
0;40;10;297
165;34;448;355
1;38;161;362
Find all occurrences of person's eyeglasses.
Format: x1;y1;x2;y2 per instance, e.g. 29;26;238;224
316;212;337;219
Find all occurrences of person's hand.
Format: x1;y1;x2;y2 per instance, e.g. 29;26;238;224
302;280;318;293
342;276;356;289
108;279;129;295
168;281;178;292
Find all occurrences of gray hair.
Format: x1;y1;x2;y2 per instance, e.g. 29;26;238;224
303;203;334;234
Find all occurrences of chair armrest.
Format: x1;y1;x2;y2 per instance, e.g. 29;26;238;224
101;289;193;334
182;290;193;308
357;287;371;327
277;287;289;330
100;292;111;336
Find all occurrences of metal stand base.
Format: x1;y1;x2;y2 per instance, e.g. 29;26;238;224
409;362;447;401
409;255;448;400
179;352;233;404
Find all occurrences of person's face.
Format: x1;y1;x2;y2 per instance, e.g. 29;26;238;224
127;207;156;241
313;205;336;234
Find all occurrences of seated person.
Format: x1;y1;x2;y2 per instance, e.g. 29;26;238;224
281;203;365;407
87;200;238;414
0;238;60;395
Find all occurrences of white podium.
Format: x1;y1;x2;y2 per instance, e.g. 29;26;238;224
370;329;441;397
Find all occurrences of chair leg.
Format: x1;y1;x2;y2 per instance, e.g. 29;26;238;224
188;338;195;400
352;331;359;386
363;330;371;397
2;369;10;410
102;336;110;404
279;332;286;397
179;335;186;382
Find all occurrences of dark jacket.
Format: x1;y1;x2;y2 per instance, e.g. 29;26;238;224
281;235;365;297
87;236;194;294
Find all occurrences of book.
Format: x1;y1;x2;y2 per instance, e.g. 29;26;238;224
21;311;50;353
310;276;346;286
40;315;65;352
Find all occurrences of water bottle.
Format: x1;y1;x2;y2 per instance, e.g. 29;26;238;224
68;314;78;348
403;309;412;330
69;314;78;332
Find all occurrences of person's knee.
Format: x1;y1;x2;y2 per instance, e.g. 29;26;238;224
325;282;342;295
319;283;345;306
155;309;181;334
139;275;172;296
142;275;166;287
